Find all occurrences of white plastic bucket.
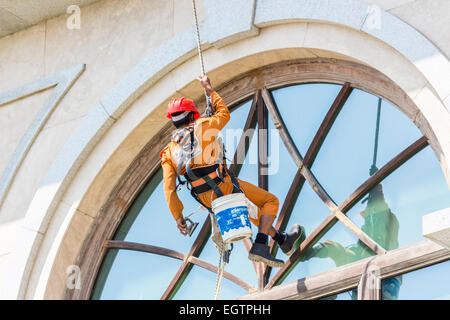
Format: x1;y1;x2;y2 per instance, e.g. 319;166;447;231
211;193;253;243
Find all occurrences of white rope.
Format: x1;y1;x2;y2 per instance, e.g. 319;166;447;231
191;0;213;117
191;1;224;298
214;242;227;300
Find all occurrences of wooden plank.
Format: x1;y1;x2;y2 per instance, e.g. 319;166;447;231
240;240;449;300
161;215;211;300
188;256;256;293
229;93;258;175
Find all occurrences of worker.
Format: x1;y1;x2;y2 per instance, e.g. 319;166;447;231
160;75;304;268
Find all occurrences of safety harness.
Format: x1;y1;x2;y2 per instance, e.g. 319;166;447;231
172;123;243;299
173;124;243;206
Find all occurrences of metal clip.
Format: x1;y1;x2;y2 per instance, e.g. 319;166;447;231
223;243;233;263
185;218;199;237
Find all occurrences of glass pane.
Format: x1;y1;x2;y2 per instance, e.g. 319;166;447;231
271;83;343;156
319;289;357;300
92;249;183;300
346;146;450;249
173;265;248;300
311;89;423;204
279;216;375;284
273;180;331;263
113;169;201;252
382;260;450;300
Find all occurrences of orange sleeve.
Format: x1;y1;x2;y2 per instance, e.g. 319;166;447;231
160;145;184;220
203;91;230;131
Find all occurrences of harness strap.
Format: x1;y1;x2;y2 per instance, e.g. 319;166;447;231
202;174;224;198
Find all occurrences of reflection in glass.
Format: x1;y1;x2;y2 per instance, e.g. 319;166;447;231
298;182;401;299
92;249;183;300
281;216;371;284
346;147;450;248
383;260;450;300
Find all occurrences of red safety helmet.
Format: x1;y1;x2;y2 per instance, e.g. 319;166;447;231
167;97;200;120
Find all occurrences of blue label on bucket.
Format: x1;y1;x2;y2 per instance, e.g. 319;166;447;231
216;206;251;235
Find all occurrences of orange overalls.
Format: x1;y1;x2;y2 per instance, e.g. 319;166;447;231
160;91;279;226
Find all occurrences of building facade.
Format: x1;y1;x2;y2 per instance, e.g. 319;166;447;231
0;0;449;299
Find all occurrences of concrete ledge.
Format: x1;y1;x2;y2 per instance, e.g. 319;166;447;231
423;208;450;250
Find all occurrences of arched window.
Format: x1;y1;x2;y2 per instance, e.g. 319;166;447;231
84;60;450;300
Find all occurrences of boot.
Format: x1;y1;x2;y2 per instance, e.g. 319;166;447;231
280;224;305;256
248;243;284;268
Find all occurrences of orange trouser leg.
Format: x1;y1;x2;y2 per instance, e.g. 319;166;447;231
196;175;279;227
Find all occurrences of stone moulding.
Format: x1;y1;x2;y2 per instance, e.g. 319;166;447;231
0;64;85;209
9;0;450;299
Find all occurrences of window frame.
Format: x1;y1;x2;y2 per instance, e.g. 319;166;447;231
66;58;450;300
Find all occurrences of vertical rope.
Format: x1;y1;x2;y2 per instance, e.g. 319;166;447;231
191;0;213;117
370;98;382;176
214;242;226;300
191;1;223;299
